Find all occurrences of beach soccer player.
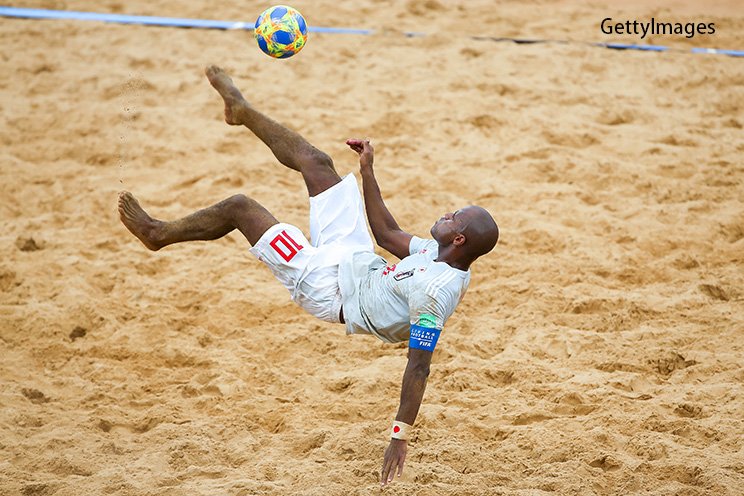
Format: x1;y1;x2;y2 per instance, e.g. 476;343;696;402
118;66;499;487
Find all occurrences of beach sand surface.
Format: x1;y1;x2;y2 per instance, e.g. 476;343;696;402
1;1;742;494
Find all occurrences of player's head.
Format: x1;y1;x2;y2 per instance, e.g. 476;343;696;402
430;206;499;260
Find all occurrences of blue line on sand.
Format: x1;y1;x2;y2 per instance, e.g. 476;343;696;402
1;6;742;57
0;6;372;34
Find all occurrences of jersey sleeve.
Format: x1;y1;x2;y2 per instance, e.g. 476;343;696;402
408;236;439;257
407;278;459;351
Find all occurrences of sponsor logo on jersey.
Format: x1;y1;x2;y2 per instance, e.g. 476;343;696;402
393;269;414;281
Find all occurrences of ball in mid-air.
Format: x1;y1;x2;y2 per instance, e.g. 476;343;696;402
254;5;308;59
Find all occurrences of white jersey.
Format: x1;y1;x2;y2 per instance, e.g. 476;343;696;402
250;174;470;345
338;236;470;343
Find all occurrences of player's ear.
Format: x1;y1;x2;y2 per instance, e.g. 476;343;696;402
453;233;466;246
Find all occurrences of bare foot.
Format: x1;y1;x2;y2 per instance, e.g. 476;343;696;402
205;65;249;126
118;192;165;251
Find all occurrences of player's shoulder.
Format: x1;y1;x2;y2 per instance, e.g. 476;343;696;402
409;236;438;257
414;261;467;299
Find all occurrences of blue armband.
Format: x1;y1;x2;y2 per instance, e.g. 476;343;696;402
409;324;442;352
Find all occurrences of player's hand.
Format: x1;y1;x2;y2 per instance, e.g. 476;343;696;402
380;438;407;487
345;138;374;171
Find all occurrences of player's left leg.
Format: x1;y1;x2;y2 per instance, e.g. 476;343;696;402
118;191;278;250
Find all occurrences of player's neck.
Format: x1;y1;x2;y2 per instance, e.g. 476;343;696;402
435;246;471;271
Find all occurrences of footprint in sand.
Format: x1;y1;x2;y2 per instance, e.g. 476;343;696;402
22;388;50;404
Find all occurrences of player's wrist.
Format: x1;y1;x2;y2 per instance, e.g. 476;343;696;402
390;420;412;441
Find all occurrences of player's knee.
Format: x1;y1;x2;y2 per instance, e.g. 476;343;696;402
299;148;334;172
225;193;254;212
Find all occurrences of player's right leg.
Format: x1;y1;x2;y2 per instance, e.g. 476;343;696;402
119;191;335;321
118;191;278;250
205;65;341;198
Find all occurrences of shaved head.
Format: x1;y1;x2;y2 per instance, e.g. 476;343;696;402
458;206;499;259
429;205;499;268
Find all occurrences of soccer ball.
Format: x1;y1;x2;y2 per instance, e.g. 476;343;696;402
254;5;308;59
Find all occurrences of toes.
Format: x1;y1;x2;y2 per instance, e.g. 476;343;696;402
206;65;225;83
117;192;145;220
123;202;141;218
118;196;131;210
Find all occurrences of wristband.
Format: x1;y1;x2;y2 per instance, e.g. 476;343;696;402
390;420;412;441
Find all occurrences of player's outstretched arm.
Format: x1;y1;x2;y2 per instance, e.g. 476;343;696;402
380;347;433;487
346;139;412;260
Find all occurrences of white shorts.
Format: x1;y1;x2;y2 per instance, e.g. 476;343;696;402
249;174;373;323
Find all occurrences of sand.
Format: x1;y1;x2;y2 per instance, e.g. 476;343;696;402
1;0;743;494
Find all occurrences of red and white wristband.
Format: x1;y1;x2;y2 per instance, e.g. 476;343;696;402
390;420;412;441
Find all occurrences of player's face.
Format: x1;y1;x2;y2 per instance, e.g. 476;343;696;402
431;208;466;243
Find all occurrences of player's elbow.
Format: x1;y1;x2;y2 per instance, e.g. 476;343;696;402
374;230;395;248
377;232;409;260
407;348;433;377
410;363;431;378
377;237;397;255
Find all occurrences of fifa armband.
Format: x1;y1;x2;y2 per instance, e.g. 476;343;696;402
409;324;442;352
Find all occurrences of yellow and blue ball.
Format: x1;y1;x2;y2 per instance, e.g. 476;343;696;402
254;5;308;59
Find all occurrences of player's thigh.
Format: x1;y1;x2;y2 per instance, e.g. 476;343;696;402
309;174;373;249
